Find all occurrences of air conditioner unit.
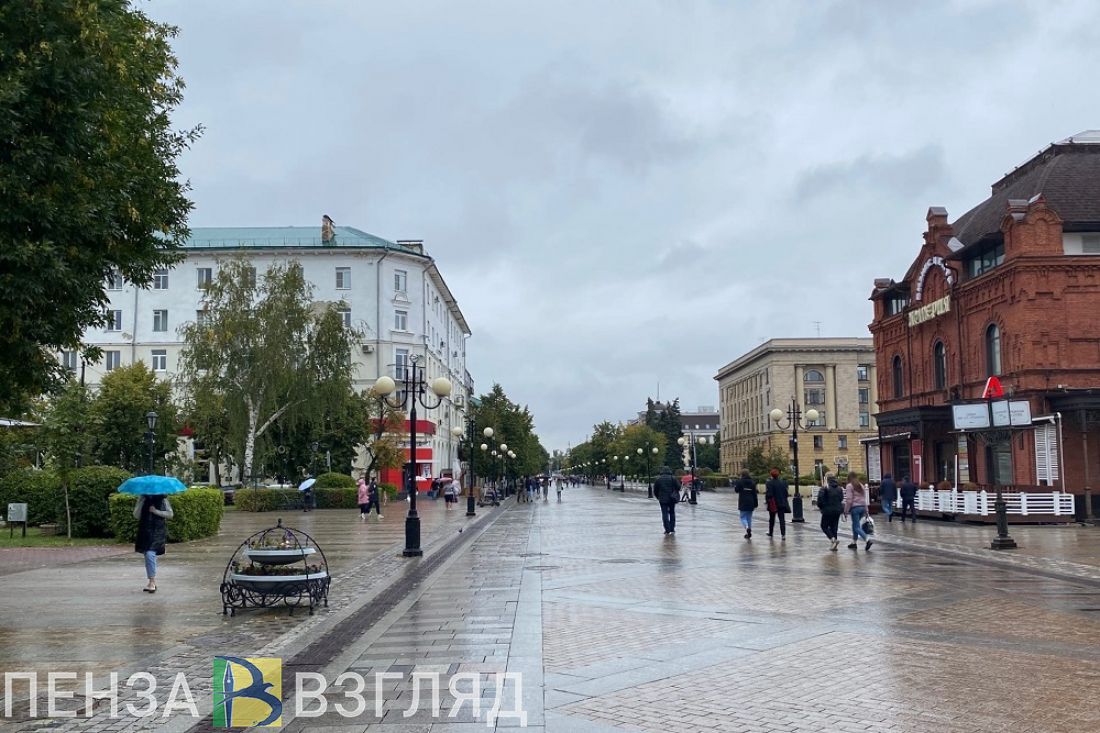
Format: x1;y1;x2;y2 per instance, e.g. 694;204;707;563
361;344;375;354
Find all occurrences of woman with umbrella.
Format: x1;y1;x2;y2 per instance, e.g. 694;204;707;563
119;476;185;593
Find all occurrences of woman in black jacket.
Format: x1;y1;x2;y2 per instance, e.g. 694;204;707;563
734;470;758;539
134;494;173;593
764;469;790;539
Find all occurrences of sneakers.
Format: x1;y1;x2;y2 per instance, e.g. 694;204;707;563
830;538;839;551
744;528;752;539
865;539;873;551
847;543;858;550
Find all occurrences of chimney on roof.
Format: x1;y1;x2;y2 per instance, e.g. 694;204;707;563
322;215;335;244
397;239;424;254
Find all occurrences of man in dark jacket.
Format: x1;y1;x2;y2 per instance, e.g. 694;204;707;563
653;466;679;535
899;475;918;523
734;470;758;539
816;473;845;551
764;468;790;539
879;473;898;522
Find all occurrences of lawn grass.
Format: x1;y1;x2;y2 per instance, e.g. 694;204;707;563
0;526;116;548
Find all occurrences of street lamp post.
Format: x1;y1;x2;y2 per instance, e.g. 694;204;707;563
677;435;712;504
373;355;453;558
769;399;820;523
451;420;477;517
145;411;158;475
638;445;659;498
619;455;627;491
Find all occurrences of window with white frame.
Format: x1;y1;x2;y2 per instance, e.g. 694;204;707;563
153;269;169;289
395;309;408;331
337;307;351;327
151;349;167;372
859;411;870;427
838;435;848;450
106;269;123;290
336;267;351;290
153;309;168;332
62;350;78;373
857;364;869;381
106;310;122;331
394;270;407;293
395;349;409;380
196;267;213;289
1035;423;1060;485
105;351;121;371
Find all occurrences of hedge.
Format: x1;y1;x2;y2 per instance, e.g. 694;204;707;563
315;487;358;508
61;466;133;537
235;486;359;511
0;468;60;525
109;488;225;543
380;482;398;500
314;472;356;489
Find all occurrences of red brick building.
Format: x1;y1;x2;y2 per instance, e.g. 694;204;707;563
868;132;1100;519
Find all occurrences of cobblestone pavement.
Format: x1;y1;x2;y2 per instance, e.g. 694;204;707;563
5;487;1100;732
0;545;131;577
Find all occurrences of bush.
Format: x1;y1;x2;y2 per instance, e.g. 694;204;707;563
702;474;731;489
0;468;61;525
109;488;224;543
314;472;356;489
315;487;357;508
63;466;132;537
380;482;398;500
235;488;287;512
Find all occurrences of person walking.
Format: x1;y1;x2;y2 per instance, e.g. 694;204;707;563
367;479;384;519
542;476;549;501
844;473;873;551
817;473;844;551
654;466;679;535
734;469;758;539
134;494;173;593
899;474;918;523
555;475;563;501
443;475;458;509
879;473;898;522
764;468;790;539
357;477;370;520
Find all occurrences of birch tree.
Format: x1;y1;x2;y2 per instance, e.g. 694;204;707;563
177;258;356;483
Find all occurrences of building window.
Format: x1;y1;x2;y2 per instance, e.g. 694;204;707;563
153;269;169;290
151;349;167;372
62;350;78;373
336;267;351;289
967;241;1005;278
859;387;870;405
106;310;122;332
105;351;121;371
813;435;824;450
153;309;168;332
887;296;909;315
395;348;409;380
804;369;825;383
857;364;869;381
394;270;407;293
197;267;212;289
859;411;870;428
805;387;825;406
892;355;904;398
933;341;947;390
809;411;826;427
106;269;123;290
395;309;408;331
985;324;1002;377
337;307;351;327
838;435;848;450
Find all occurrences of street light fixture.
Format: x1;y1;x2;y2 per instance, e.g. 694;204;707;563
769;399;820;523
373;356;453;557
678;435;713;504
145;411;158;475
452;423;477;517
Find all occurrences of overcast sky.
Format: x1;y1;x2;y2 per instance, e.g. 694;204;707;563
152;0;1100;452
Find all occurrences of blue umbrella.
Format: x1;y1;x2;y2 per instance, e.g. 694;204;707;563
298;478;316;492
117;475;188;496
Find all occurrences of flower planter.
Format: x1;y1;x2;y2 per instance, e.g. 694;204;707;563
229;570;329;595
244;547;317;565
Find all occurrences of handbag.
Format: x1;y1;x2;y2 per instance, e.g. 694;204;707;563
766;496;777;513
861;514;876;535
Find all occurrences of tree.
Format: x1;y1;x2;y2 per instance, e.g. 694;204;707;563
180;378;231;485
40;381;94;538
612;424;666;479
743;444;792;484
654;399;684;470
472;384;548;480
0;1;199;412
695;438;720;473
88;362;177;472
176;259;357;483
356;390;406;482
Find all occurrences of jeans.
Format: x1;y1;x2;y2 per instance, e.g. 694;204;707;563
660;501;676;533
739;510;754;530
850;506;869;541
768;511;786;536
882;500;894;521
144;550;157;579
901;497;917;522
820;513;841;540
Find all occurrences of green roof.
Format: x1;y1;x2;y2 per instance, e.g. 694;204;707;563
184;226;422;254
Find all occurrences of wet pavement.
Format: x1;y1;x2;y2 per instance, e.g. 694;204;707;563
3;487;1100;732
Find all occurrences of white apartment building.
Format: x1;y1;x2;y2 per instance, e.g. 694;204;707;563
63;221;473;478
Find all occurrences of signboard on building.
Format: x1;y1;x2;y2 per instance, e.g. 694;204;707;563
907;294;951;327
952;403;991;430
991;399;1032;427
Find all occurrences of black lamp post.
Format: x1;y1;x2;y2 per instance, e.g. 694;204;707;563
373;355;453;557
451;418;480;517
638;445;659;498
145;411;158;475
769;399;820;523
678;435;712;505
615;455;626;491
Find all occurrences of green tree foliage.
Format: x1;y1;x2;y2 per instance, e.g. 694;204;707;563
471;384;548;479
109;488;223;543
180;379;231;485
39;380;94;536
650;399;684;470
0;0;199;411
743;444;793;484
612;424;666;478
176;259;357;483
87;363;177;472
695;437;720;472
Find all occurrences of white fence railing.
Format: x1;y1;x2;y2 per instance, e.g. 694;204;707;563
900;489;1076;516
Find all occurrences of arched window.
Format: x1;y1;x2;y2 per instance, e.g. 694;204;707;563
933;341;947;390
892;355;904;398
985;325;1002;377
804;369;825;383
